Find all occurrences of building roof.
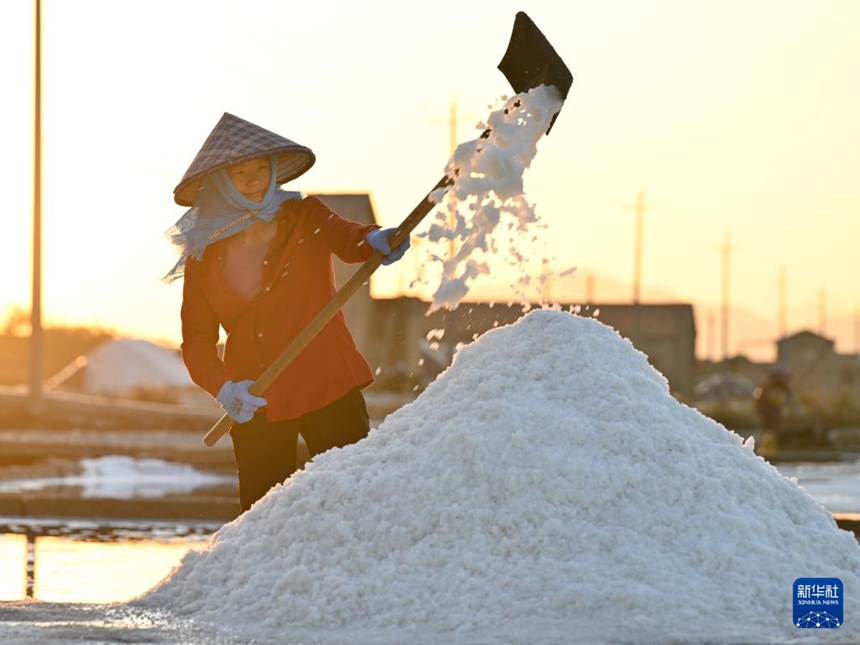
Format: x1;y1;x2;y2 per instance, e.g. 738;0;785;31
422;301;695;345
777;330;835;350
312;193;378;226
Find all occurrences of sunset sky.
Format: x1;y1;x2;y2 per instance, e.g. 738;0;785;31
1;0;858;362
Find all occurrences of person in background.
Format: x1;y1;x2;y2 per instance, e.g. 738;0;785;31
164;113;409;513
754;365;793;458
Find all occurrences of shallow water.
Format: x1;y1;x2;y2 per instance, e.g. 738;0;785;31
777;460;860;515
0;519;217;604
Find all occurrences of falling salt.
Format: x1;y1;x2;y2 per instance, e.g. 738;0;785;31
136;310;860;644
419;85;563;311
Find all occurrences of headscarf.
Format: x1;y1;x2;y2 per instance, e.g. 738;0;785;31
163;154;301;282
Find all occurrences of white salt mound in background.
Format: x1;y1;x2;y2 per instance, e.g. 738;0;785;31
137;310;860;644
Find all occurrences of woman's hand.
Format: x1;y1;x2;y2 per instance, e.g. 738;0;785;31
216;380;267;423
366;228;410;265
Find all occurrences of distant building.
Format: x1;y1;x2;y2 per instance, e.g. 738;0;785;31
314;193;379;355
777;330;860;403
355;299;697;399
696;329;860;420
420;302;697;399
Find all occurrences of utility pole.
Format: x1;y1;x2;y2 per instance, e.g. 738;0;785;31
818;288;827;336
854;307;860;354
30;0;44;414
585;272;594;305
425;99;465;266
441;99;459;351
626;187;655;347
721;232;731;361
778;265;787;339
707;311;716;362
448;101;457;161
447;100;457;263
540;263;553;303
630;187;654;305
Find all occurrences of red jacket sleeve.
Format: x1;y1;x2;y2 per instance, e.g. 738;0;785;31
302;196;379;263
180;258;229;397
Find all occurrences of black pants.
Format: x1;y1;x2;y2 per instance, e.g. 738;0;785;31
229;387;369;512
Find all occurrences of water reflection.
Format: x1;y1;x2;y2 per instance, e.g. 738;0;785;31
0;520;217;604
776;460;860;514
0;534;26;600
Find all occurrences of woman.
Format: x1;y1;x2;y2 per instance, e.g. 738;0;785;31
165;113;408;512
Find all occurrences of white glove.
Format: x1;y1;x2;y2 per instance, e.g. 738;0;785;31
366;228;410;265
216;380;267;423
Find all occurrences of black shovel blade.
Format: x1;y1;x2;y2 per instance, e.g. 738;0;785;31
497;12;573;134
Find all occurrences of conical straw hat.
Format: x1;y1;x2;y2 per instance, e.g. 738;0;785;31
173;113;316;206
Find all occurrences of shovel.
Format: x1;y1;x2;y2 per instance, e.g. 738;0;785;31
203;11;573;447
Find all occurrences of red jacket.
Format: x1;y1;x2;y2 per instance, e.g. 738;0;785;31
180;196;378;421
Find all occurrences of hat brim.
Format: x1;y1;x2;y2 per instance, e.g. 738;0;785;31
173;147;316;207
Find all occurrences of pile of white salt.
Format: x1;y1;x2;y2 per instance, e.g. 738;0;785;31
137;310;860;644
